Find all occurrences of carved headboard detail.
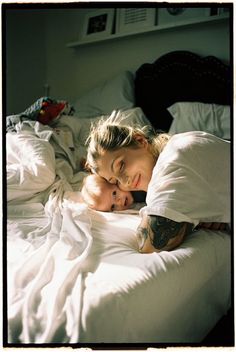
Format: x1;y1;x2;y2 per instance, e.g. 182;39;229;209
135;51;231;131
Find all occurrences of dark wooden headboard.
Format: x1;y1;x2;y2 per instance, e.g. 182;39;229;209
135;51;231;131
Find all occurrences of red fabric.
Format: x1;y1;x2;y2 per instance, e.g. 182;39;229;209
38;102;66;125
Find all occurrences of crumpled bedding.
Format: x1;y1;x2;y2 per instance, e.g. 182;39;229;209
7;96;74;132
8;192;93;343
6;106;231;344
7;125;55;203
7;193;231;343
7;119;83;203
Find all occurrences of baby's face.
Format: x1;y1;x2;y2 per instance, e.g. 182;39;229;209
95;183;133;212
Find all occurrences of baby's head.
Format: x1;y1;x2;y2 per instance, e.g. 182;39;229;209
81;174;133;212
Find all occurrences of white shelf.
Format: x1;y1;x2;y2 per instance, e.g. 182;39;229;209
67;13;229;48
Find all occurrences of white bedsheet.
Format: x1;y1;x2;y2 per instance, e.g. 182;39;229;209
7;195;231;343
74;210;231;343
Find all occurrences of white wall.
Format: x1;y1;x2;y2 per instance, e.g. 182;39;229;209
5;7;231;114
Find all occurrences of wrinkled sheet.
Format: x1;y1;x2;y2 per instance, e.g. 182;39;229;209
7;196;231;343
8;195;93;343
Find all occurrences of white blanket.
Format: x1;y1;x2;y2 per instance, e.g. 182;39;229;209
7;197;231;343
8;196;92;343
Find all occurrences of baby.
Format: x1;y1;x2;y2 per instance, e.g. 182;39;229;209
81;174;134;212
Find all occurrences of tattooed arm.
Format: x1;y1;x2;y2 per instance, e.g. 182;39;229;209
136;214;194;253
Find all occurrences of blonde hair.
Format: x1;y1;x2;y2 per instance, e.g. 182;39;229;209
86;113;170;173
81;173;108;209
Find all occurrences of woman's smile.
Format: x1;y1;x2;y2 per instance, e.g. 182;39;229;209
131;174;141;189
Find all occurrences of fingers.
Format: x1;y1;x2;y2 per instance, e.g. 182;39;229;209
198;222;228;231
198;222;212;229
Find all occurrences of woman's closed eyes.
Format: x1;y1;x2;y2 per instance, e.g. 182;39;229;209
119;160;125;173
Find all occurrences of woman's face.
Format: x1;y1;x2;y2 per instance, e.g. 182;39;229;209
96;137;156;192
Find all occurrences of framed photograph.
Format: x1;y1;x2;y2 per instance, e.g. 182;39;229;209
157;8;210;26
82;9;114;41
116;8;156;34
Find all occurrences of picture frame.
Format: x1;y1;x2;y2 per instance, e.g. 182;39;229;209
82;9;114;41
157;8;211;26
116;8;156;34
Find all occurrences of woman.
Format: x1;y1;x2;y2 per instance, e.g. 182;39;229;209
86;118;230;253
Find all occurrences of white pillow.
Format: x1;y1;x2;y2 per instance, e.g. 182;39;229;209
73;71;135;117
168;102;230;140
7;132;56;202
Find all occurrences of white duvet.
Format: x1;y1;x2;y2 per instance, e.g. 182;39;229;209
7;199;231;343
6;118;231;344
7;130;55;203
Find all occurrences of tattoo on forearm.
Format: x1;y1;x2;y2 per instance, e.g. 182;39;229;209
149;216;183;249
137;215;194;251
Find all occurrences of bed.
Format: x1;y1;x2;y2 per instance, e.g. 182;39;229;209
5;50;232;346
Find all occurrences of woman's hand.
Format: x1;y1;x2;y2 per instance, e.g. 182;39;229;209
197;222;229;231
136;215;194;253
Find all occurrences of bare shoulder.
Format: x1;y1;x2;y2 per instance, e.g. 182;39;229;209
137;215;194;253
